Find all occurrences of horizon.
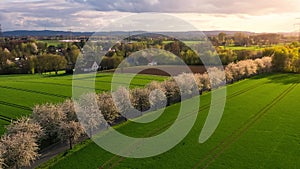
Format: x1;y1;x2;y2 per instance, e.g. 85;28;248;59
2;29;297;34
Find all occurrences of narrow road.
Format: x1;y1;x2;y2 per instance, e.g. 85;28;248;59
24;142;70;169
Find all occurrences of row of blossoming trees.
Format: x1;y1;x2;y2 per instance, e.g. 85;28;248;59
0;57;272;168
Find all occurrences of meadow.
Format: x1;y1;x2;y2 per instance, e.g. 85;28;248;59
0;73;167;134
37;40;63;47
37;73;300;169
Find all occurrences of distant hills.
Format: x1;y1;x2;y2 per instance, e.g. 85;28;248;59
2;30;294;37
2;30;256;37
2;30;93;37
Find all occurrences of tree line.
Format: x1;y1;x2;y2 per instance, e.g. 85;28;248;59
0;41;80;74
210;32;284;47
0;33;287;75
0;56;272;168
267;42;300;73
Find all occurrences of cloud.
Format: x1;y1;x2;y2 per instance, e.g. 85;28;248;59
68;0;300;15
0;0;129;31
0;0;299;33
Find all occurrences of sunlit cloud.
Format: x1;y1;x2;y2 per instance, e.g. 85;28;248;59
0;0;299;33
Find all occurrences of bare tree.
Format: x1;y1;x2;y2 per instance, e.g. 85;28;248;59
58;121;84;149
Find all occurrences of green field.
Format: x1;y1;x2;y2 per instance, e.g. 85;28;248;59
0;73;167;134
38;73;300;169
37;40;63;47
221;45;264;51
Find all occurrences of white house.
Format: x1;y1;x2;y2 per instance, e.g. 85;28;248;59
83;61;99;72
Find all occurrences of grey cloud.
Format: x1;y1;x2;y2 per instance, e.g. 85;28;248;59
0;0;96;30
26;20;67;28
68;0;300;14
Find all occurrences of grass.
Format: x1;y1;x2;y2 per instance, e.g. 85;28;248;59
0;73;167;135
37;40;63;47
221;45;264;51
220;44;286;51
37;73;300;169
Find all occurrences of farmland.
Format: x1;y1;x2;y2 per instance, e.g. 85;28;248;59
0;73;167;134
38;73;300;169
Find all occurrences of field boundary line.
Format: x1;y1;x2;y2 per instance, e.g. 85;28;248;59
0;85;68;98
15;80;107;92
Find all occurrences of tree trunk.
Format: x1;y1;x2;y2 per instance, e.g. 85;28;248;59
89;128;93;137
69;137;73;149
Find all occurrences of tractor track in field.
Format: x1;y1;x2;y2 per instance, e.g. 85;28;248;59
71;75;152;87
0;85;69;98
0;114;14;122
99;81;268;169
15;80;106;92
192;83;298;169
73;78;146;87
0;100;32;112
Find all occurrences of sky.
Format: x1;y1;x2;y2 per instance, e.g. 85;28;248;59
0;0;300;33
